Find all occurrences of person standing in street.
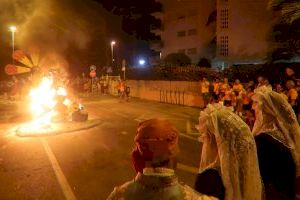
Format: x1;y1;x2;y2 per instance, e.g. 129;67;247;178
107;119;217;200
200;77;211;107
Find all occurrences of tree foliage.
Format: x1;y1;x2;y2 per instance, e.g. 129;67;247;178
268;0;300;62
163;53;191;67
94;0;162;40
198;58;211;68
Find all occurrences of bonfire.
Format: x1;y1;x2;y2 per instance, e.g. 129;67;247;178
6;49;89;136
17;76;75;134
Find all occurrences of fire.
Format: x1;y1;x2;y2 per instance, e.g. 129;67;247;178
29;77;57;118
18;76;72;133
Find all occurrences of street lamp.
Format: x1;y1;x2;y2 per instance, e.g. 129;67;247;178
110;41;116;66
9;26;17;64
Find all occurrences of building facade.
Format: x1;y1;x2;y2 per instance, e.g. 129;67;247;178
153;0;216;64
216;0;272;68
152;0;273;67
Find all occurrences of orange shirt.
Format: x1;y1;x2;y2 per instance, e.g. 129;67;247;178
213;82;220;94
220;83;229;93
224;89;233;100
242;91;254;105
233;84;244;93
288;88;298;101
201;81;210;94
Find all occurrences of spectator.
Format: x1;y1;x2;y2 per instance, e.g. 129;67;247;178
219;78;229;97
256;76;265;88
252;86;300;200
212;79;220;103
286;80;298;112
242;84;255;128
275;84;288;101
119;80;128;102
232;79;243;95
200;77;211;107
107;119;216;200
194;104;263;200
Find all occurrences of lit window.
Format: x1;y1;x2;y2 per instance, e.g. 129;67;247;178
220;9;229;29
219;36;229;56
177;31;186;37
187;48;197;55
188;29;197;35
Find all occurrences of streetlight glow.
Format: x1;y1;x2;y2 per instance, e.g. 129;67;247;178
9;26;17;32
110;41;117;67
139;59;146;66
9;26;17;64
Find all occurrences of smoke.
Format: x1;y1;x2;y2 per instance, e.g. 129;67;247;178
0;0;108;73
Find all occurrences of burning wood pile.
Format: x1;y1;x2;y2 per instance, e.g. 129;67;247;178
5;48;89;136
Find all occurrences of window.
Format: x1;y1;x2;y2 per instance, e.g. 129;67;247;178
220;9;229;29
178;49;186;54
177;31;186;37
187;48;197;55
219;36;229;56
188;29;197;36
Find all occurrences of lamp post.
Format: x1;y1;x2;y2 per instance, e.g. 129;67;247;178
110;41;116;67
9;26;17;64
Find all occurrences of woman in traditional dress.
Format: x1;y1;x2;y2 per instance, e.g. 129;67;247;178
252;86;300;200
194;103;263;200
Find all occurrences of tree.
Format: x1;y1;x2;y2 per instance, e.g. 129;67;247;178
198;58;211;68
164;53;191;66
93;0;162;41
267;0;300;62
269;0;300;24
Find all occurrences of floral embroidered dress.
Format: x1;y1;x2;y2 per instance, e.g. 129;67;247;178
107;168;216;200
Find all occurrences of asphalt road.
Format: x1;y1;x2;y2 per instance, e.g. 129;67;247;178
0;96;202;200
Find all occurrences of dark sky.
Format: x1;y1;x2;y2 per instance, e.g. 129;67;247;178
0;0;161;79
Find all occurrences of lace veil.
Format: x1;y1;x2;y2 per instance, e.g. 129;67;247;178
197;103;263;200
252;86;300;176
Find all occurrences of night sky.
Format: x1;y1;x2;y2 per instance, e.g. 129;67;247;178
0;0;161;79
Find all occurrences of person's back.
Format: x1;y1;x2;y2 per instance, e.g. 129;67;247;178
107;119;216;200
108;168;213;200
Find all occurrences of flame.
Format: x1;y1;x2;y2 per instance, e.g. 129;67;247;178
18;76;73;134
57;87;67;96
29;77;57;117
63;98;71;106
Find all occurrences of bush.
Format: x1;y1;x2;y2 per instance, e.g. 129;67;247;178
163;53;191;66
197;58;211;68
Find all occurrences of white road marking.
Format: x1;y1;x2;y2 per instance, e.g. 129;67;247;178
177;163;198;174
41;138;77;200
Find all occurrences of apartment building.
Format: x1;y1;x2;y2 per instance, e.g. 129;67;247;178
216;0;272;67
153;0;216;64
152;0;273;67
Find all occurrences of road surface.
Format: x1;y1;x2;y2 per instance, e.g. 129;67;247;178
0;96;202;200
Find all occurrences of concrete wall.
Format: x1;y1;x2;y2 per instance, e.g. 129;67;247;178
125;80;204;108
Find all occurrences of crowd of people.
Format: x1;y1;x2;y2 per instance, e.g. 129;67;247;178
107;87;300;199
200;74;299;128
0;75;131;102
